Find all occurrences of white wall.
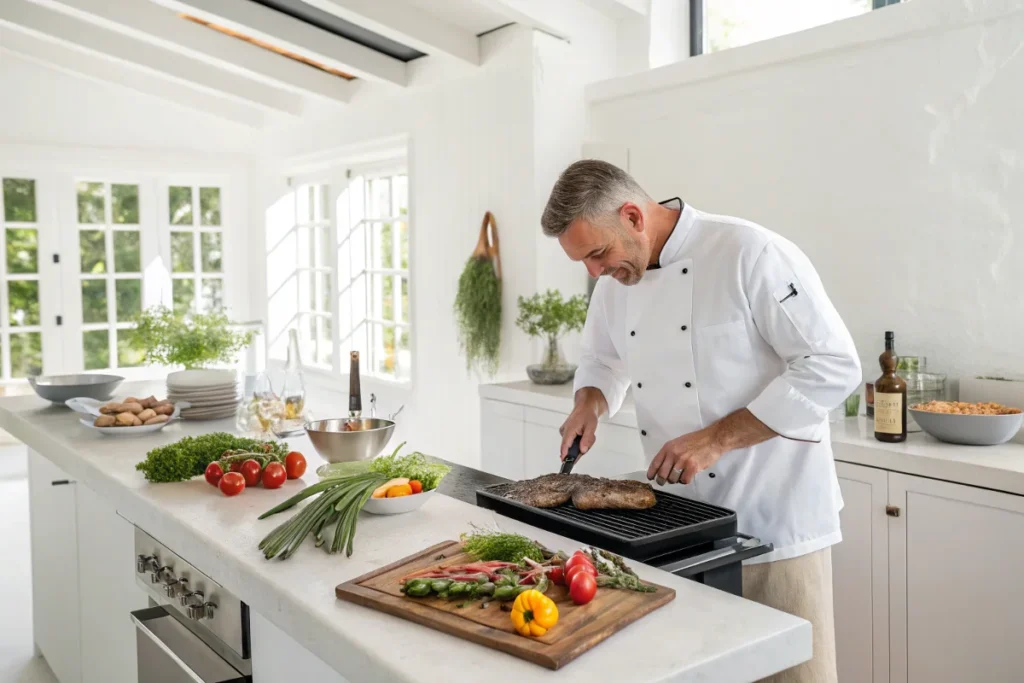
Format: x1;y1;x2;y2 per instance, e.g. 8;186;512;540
587;0;1024;386
0;52;259;154
259;27;538;467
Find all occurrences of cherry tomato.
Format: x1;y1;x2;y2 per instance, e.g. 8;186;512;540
239;459;262;487
219;472;245;497
229;461;243;473
569;572;597;605
261;462;286;490
204;462;224;487
409;480;423;494
564;553;594;574
549;566;565;586
285;451;306;480
566;563;598;586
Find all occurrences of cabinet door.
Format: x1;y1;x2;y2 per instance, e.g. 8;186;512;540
479;399;525;479
833;462;889;683
27;450;81;683
889;473;1024;683
523;408;645;478
76;484;148;683
250;610;351;683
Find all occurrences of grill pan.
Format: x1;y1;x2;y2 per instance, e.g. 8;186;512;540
476;484;737;560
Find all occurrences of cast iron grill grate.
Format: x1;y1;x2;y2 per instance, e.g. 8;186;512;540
476;484;737;560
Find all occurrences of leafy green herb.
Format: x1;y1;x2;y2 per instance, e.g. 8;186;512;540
460;526;545;563
130;305;253;369
369;442;450;490
454;255;501;377
136;433;287;482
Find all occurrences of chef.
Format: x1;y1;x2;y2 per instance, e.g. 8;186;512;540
543;160;861;683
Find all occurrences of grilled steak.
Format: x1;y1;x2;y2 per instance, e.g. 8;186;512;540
497;473;656;511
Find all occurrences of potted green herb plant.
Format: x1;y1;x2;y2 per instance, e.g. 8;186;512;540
515;290;589;385
131;305;254;372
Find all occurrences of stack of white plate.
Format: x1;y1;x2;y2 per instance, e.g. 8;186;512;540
166;369;240;421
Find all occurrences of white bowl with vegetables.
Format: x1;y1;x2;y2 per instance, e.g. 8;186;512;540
316;444;448;515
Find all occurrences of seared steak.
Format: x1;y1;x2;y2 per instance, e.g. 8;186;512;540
496;473;656;511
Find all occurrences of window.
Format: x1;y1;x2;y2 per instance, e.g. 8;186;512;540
690;0;903;56
267;161;410;383
339;168;409;382
168;184;225;314
0;178;43;378
76;180;146;370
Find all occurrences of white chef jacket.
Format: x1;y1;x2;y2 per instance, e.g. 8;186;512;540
574;199;861;564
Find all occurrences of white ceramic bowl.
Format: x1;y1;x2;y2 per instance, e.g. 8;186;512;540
909;408;1023;446
362;488;436;515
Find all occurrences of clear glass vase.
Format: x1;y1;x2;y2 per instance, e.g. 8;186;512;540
526;336;577;385
235;371;282;438
272;329;311;437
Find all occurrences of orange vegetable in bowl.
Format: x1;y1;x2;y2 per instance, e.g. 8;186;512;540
386;483;414;498
409;480;423;494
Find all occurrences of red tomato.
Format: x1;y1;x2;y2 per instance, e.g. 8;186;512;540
204;462;224;487
284;452;307;480
409;480;423;494
240;459;262;487
566;563;597;586
261;462;286;490
549;566;565;586
569;572;597;605
564;553;594;574
219;472;245;497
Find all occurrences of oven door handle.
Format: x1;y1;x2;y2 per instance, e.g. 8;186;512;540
657;535;769;575
132;609;207;683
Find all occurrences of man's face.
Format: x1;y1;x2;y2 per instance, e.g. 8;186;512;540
558;204;650;286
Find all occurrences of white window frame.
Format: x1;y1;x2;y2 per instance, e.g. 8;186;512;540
161;179;229;316
266;153;411;390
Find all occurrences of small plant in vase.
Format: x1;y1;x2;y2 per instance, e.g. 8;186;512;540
515;290;589;385
131;305;253;369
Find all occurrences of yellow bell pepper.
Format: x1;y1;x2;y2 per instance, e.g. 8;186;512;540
510;589;559;637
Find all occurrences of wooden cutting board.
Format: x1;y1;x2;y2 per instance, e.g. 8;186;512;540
335;540;676;670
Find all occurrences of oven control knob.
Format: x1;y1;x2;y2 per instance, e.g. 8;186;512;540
187;601;217;621
136;555;156;574
150;566;172;584
165;577;188;598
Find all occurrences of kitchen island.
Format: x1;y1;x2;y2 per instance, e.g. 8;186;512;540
1;388;811;683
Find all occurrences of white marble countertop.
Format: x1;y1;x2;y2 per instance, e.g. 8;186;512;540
0;385;810;683
479;381;1024;497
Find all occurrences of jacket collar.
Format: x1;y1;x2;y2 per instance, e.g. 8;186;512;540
649;198;697;269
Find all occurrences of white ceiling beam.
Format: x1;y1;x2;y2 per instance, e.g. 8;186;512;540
0;0;301;116
150;0;408;87
579;0;649;19
26;0;356;106
0;31;264;128
470;0;573;40
300;0;479;65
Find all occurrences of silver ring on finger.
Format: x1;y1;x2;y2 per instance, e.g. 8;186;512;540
668;467;683;484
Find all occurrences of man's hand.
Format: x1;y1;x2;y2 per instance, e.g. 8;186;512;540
647;409;777;485
558;387;608;459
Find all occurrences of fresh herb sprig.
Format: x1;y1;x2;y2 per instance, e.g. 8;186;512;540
136;433;288;483
460;526;545;563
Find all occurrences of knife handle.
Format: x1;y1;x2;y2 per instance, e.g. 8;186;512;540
561;435;582;473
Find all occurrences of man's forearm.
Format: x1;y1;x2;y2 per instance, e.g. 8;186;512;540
708;408;777;454
575;386;609;418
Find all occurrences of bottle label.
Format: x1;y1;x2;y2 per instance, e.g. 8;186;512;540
875;393;903;434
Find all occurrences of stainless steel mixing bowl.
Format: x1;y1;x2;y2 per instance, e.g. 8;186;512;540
29;373;124;405
305;418;396;463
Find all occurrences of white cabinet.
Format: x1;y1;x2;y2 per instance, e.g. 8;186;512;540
832;462;1024;683
28;450;82;683
522;407;645;478
75;483;148;683
888;473;1024;683
250;611;350;683
834;462;889;683
479;399;526;479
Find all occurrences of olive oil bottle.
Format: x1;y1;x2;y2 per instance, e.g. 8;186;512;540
874;331;907;442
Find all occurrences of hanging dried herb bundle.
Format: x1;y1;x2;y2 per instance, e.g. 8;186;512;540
454;212;502;376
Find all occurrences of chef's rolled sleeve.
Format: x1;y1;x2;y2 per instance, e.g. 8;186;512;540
573;285;630;418
745;240;862;442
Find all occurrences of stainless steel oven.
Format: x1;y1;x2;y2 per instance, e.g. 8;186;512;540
132;528;251;683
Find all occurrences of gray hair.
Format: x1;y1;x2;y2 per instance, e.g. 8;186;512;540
541;159;652;237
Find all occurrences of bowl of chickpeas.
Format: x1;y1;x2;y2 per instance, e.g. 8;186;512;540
910;401;1023;446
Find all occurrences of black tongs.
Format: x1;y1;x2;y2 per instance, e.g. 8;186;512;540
560;435;583;475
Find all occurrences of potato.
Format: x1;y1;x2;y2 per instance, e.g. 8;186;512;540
138;396;158;409
138;408;157;422
131;414;143;426
123;397;139;405
122;402;144;415
144;414;170;426
99;403;122;415
153;403;175;416
115;411;136;426
93;415;116;428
